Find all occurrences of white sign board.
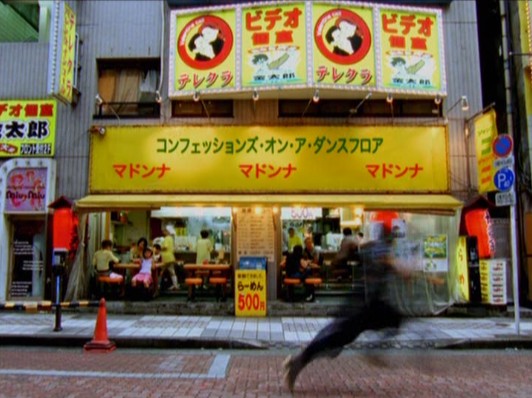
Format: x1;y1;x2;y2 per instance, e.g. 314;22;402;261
495;190;516;207
494;155;514;169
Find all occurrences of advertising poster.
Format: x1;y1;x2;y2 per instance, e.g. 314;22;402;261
379;7;442;92
474;109;497;193
4;168;47;212
235;270;267;317
9;220;45;299
422;234;448;272
0;100;57;157
312;3;376;87
171;8;236;94
90;125;449;193
241;2;307;88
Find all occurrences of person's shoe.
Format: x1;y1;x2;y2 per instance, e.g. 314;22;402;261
305;293;315;302
282;355;302;393
168;285;179;291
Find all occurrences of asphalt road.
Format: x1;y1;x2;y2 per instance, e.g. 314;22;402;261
0;347;531;397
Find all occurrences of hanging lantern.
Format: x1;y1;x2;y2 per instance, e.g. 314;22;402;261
464;208;494;259
369;211;399;235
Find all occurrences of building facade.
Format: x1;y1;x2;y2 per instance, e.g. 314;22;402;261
1;0;498;313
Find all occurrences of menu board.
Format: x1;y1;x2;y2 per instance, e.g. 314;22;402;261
480;259;507;305
236;207;275;265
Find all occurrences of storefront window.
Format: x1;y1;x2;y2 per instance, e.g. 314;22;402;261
280;207;458;313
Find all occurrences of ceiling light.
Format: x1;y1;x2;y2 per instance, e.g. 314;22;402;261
312;89;320;103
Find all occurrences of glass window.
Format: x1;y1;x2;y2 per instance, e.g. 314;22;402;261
96;58;161;118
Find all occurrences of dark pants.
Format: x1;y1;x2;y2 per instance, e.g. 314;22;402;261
297;298;403;368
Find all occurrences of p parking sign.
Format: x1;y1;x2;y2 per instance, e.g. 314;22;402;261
493;167;515;192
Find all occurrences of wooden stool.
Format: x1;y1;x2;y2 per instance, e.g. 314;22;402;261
283;277;302;302
185;277;203;301
209;277;228;302
304;278;322;302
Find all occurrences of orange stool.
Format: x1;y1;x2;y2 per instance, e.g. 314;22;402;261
209;277;228;302
97;275;124;299
185;277;203;301
283;277;302;302
304;278;322;302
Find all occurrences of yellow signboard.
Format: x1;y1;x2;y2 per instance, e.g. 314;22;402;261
171;8;236;94
474;109;497;193
235;270;267;317
312;3;376;87
59;4;76;103
89;125;449;193
379;8;443;92
0;100;57;157
456;236;470;302
241;2;307;88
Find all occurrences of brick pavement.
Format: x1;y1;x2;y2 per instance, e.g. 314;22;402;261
0;347;531;397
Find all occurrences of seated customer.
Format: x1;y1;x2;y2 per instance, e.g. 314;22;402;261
285;245;315;302
131;246;155;289
92;239;123;281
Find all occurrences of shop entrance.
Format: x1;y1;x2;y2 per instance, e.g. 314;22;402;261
8;218;46;300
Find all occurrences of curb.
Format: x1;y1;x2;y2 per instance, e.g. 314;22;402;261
0;334;267;350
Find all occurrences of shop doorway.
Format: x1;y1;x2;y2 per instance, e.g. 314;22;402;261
8;218;46;300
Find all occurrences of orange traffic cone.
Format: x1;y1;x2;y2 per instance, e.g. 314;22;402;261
84;298;116;352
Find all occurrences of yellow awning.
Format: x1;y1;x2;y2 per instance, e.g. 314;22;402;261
75;194;462;215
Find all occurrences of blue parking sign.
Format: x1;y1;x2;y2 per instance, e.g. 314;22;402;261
494;167;515;191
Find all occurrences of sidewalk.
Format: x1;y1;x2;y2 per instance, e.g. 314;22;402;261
1;309;532;350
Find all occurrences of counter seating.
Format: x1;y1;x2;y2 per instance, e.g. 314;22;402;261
283;277;302;302
183;264;231;302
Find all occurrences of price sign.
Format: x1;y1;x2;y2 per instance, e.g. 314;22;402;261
234;270;267;317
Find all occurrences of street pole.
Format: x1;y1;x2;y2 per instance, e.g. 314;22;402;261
500;0;520;335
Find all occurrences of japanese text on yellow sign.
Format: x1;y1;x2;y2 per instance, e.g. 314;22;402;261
455;236;470;302
474;109;497;193
173;8;236;93
0;100;57;157
379;8;442;91
241;2;307;88
235;270;267;317
312;4;376;87
89;125;449;193
59;4;76;103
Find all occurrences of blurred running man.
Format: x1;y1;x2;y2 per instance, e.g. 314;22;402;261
283;233;406;393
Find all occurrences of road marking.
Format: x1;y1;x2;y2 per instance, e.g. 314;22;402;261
0;353;230;379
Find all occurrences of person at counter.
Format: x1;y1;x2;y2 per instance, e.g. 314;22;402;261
287;227;303;252
196;229;213;264
284;245;314;302
160;226;179;291
92;239;123;281
303;237;318;264
332;227;359;280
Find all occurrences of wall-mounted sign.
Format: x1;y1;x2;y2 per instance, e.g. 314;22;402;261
89;125;449;193
0;100;57;157
48;0;77;104
241;2;307;89
169;1;446;98
474;109;497;193
4;168;48;213
171;7;237;94
312;4;376;88
378;7;443;92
